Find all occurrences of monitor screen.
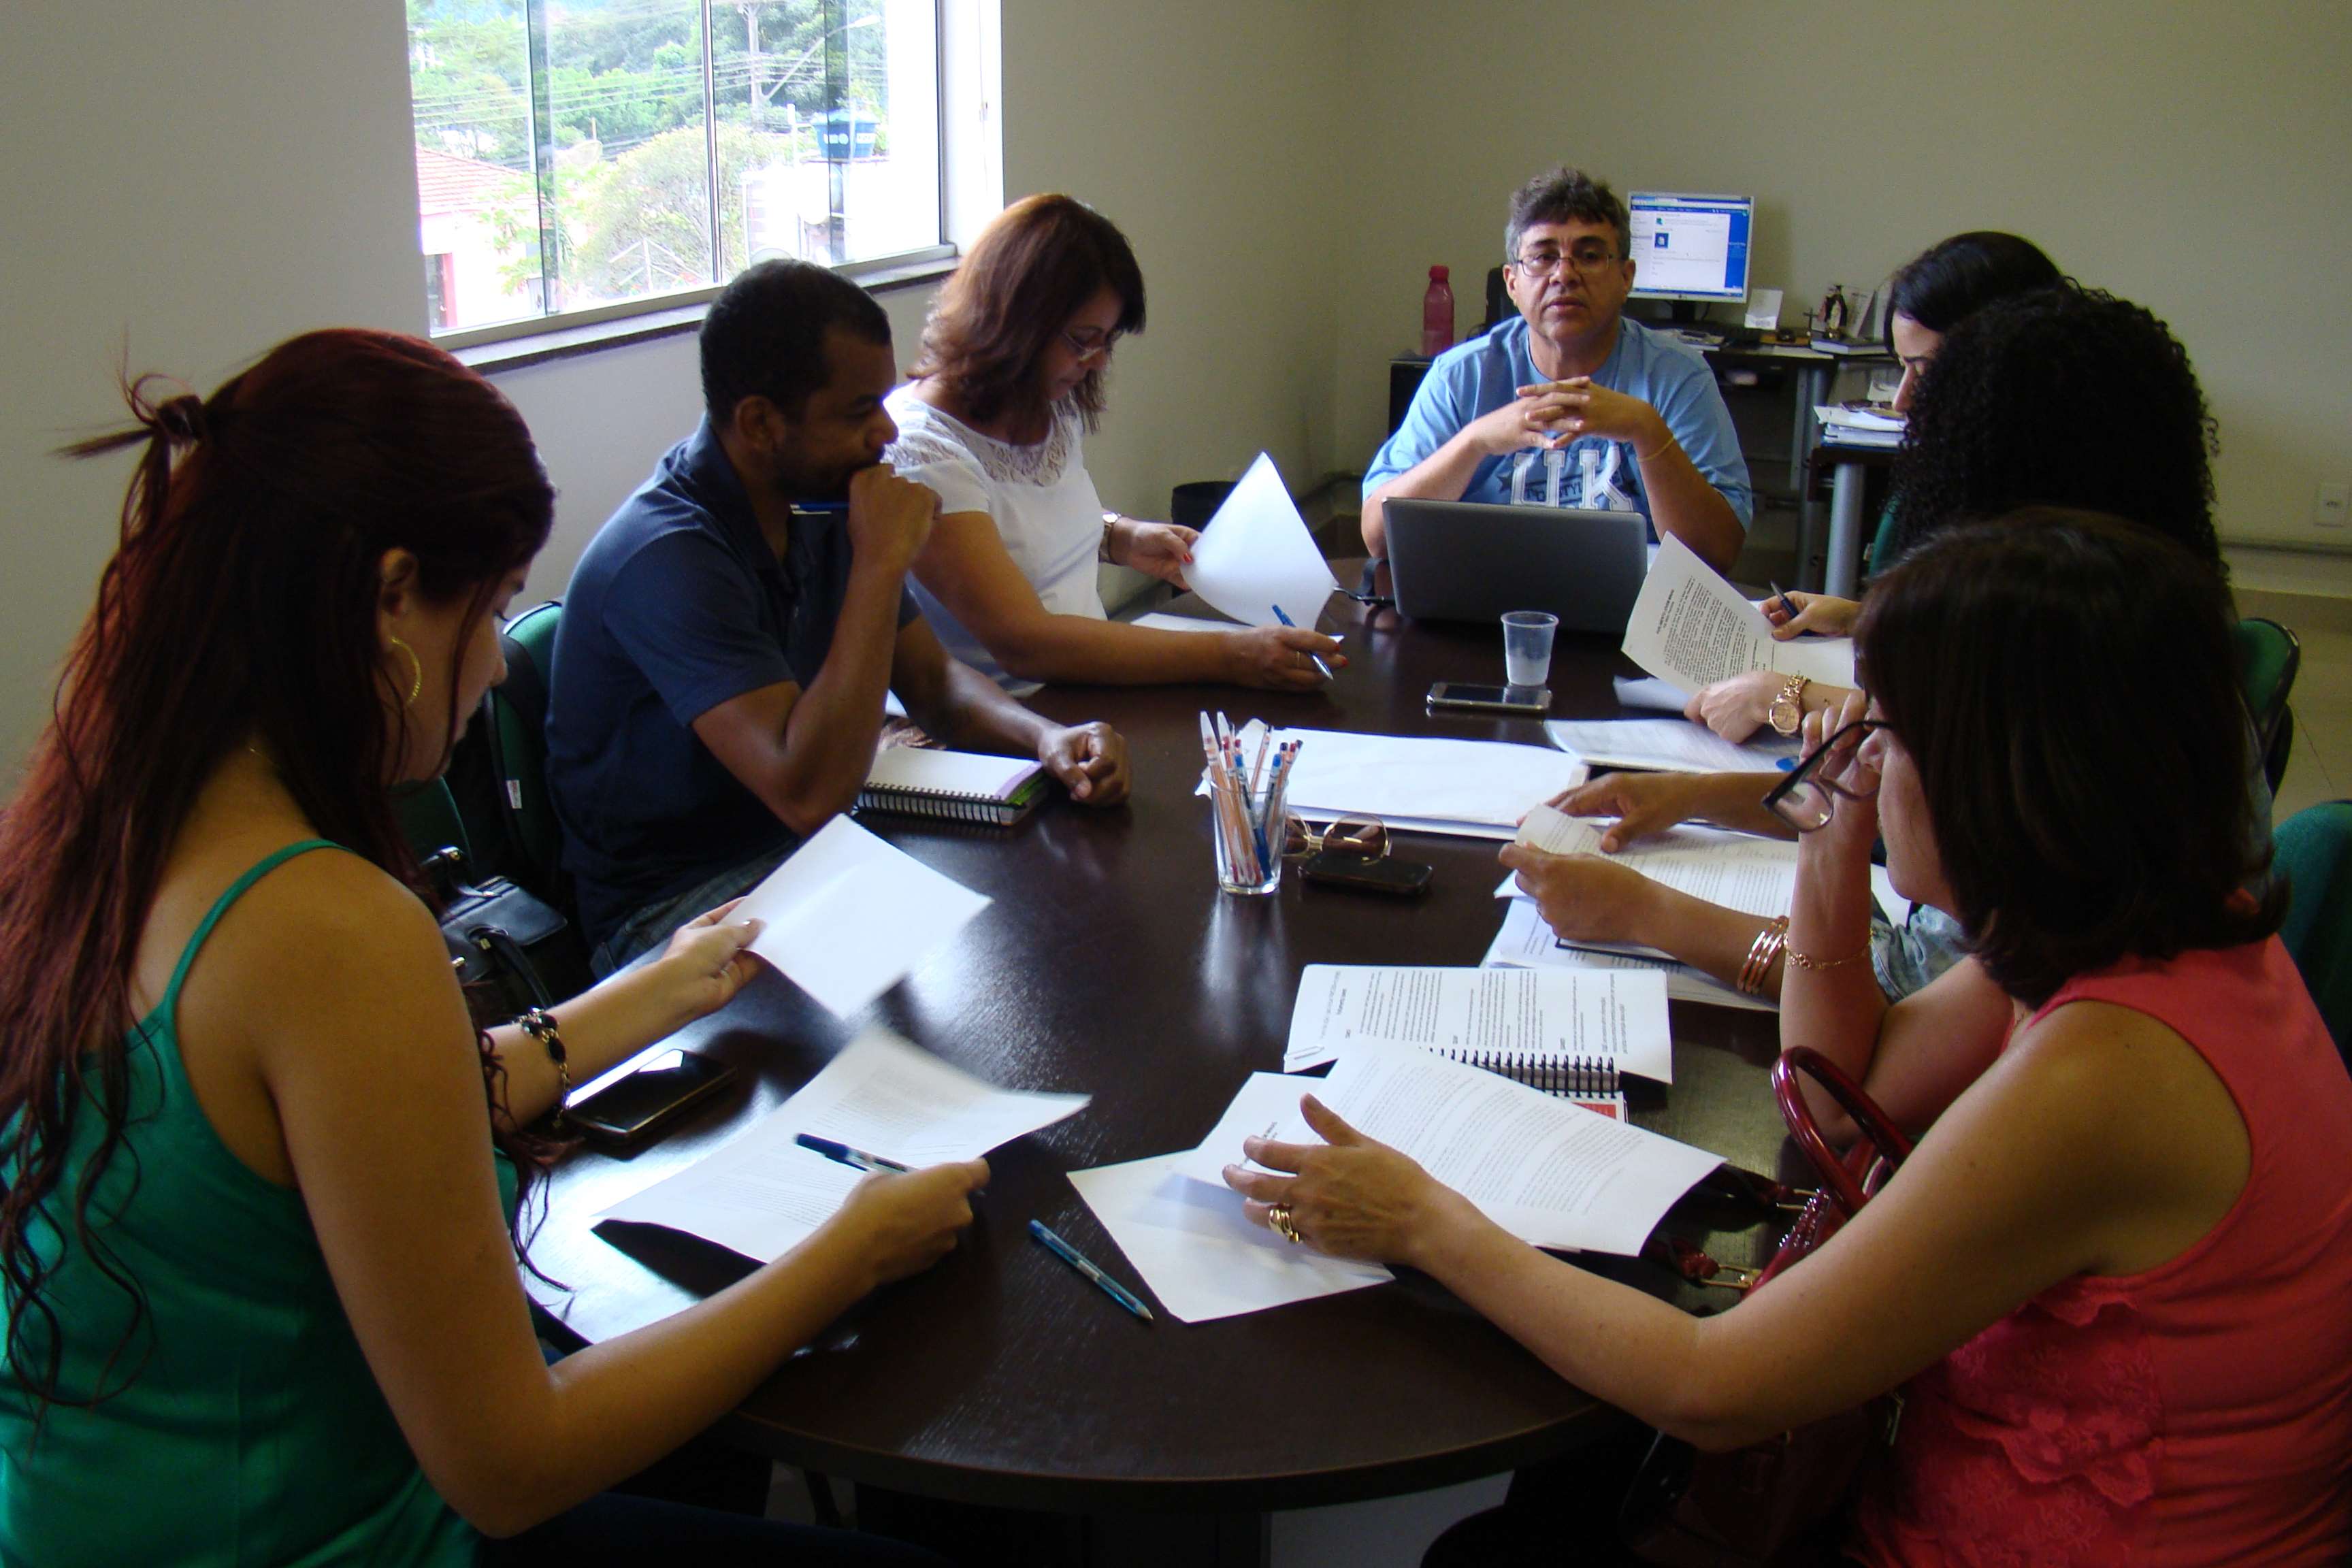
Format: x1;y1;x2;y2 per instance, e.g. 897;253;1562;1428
1627;193;1752;304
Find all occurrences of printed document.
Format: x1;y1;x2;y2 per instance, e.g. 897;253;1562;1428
1067;1152;1392;1323
1176;1047;1720;1255
1261;725;1588;838
1497;806;1801;953
1483;896;1771;1013
598;1026;1088;1262
1284;964;1671;1083
1184;452;1342;631
1623;536;1855;695
1546;717;1797;775
730;815;992;1017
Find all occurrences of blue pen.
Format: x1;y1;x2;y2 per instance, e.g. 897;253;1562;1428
1767;581;1803;625
1028;1220;1154;1321
795;1132;913;1174
1269;604;1337;682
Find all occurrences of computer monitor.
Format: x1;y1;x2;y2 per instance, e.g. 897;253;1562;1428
1626;193;1753;305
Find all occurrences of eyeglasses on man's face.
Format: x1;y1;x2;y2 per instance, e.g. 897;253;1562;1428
1508;244;1621;281
1762;719;1889;833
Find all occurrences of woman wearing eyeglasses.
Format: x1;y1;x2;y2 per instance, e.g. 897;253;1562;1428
1228;516;2352;1568
883;193;1343;694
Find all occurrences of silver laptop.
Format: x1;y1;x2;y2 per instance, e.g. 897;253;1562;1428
1383;498;1650;632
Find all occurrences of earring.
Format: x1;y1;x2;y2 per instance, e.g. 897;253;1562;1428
388;636;423;706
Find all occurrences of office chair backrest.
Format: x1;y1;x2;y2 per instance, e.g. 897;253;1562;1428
393;777;473;870
2234;617;2300;794
485;600;570;909
2276;800;2352;1067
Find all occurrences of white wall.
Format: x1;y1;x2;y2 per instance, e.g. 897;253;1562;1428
1328;0;2352;551
0;5;423;765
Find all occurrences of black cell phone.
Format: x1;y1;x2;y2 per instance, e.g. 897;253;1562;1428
1299;850;1434;896
567;1048;737;1147
1426;681;1550;715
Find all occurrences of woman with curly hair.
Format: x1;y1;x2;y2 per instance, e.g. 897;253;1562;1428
1516;282;2229;1007
0;329;972;1565
883;193;1344;693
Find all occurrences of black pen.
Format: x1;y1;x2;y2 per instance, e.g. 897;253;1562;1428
794;1132;912;1174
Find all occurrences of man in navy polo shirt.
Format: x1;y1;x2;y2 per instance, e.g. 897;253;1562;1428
546;259;1131;971
1361;167;1751;572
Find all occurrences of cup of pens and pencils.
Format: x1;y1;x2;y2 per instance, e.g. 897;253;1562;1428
1200;710;1296;896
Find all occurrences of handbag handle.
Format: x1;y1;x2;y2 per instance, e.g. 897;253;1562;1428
1773;1047;1915;1218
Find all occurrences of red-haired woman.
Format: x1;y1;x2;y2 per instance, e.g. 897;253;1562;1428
884;193;1344;693
0;330;970;1565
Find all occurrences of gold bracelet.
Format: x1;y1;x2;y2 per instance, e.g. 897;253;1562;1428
1737;915;1790;996
1785;943;1871;973
518;1007;570;1128
1099;509;1121;563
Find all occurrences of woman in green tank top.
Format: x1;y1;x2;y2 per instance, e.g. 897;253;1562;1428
0;330;975;1565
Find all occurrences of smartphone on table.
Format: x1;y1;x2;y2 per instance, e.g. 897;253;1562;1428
1300;851;1434;897
566;1047;737;1147
1426;681;1550;716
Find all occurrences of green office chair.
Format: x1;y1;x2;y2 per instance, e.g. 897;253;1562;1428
2276;800;2352;1066
393;777;473;870
2234;617;2300;794
484;600;570;908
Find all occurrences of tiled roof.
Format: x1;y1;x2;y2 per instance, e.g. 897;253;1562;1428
414;147;525;216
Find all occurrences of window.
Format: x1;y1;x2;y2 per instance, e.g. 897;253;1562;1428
406;0;948;340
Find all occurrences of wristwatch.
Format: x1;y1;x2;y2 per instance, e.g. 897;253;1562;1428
1767;675;1809;736
1098;510;1121;564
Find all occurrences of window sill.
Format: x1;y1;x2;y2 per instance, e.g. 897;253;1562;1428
454;253;960;376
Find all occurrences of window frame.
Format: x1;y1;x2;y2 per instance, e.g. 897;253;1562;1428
419;0;956;354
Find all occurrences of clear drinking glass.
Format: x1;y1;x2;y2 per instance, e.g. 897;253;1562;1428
1501;610;1559;689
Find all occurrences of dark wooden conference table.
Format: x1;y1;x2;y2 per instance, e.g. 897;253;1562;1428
526;576;1801;1553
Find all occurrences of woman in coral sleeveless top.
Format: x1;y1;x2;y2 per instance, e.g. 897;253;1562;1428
1222;513;2352;1567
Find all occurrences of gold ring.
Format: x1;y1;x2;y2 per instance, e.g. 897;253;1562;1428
1269;1204;1303;1244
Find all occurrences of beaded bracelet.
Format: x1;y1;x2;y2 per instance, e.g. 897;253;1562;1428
518;1007;570;1129
1737;915;1791;996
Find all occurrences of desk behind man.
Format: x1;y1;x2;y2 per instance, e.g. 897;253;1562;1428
546;260;1131;973
1362;167;1752;573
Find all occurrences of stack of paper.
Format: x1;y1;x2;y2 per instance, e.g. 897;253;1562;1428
597;1026;1090;1263
1497;806;1806;956
1175;1047;1722;1256
1235;724;1588;840
1484;896;1770;1013
1283;963;1671;1083
1622;536;1856;697
1816;404;1904;448
1546;717;1798;775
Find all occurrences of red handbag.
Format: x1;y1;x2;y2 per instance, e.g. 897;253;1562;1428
1618;1047;1914;1568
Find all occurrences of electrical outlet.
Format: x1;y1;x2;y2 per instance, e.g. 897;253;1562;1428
2317;482;2350;529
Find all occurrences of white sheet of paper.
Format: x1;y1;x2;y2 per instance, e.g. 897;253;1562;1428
1745;288;1784;330
1622;536;1856;696
1546;718;1797;774
1484;896;1774;1013
1283;964;1672;1083
596;1026;1089;1262
1613;675;1691;713
1183;452;1341;630
1499;808;1802;949
1067;1153;1392;1323
730;815;992;1017
1128;610;1234;632
1267;726;1588;835
1176;1046;1721;1255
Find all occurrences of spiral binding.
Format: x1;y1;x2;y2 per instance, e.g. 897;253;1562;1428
854;785;1031;827
1437;1050;1620;1098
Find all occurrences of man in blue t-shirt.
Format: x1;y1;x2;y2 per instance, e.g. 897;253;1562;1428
1362;167;1752;573
546;260;1132;970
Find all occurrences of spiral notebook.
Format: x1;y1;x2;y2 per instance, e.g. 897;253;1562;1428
856;748;1047;828
1429;1050;1626;1119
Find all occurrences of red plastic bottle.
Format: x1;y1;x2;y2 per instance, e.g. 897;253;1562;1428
1420;265;1455;357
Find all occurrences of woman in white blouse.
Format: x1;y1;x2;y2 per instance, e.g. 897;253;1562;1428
885;194;1343;693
